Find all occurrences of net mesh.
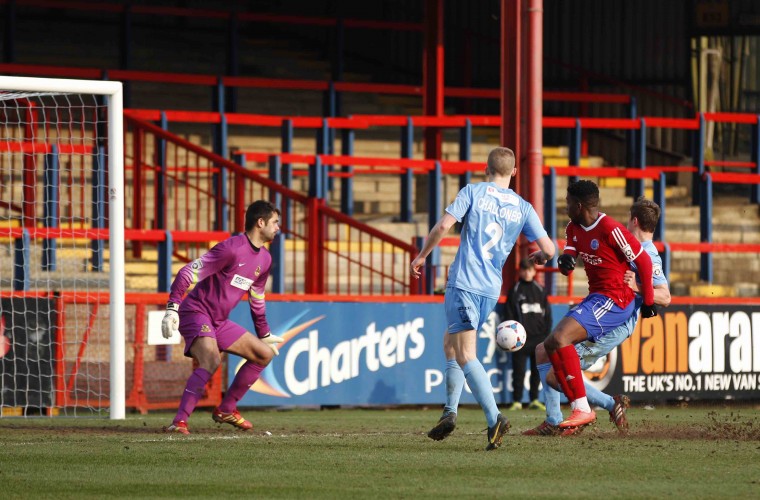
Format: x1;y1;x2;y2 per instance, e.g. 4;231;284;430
0;90;110;416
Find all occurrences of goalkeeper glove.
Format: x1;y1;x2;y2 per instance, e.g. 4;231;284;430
557;254;576;275
640;303;658;318
261;332;284;356
161;302;180;339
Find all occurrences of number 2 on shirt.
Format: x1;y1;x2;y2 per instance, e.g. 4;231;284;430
481;222;503;260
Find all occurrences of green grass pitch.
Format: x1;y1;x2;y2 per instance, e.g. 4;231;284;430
1;404;758;498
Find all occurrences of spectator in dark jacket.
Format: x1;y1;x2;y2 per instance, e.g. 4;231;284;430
501;258;552;410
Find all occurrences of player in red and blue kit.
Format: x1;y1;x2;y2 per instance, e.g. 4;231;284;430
525;197;670;436
544;180;657;430
162;200;284;435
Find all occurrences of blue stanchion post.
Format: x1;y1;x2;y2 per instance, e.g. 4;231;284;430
429;161;442;237
281;119;294;235
91;146;106;272
633;118;646;200
700;173;713;282
154;112;168;231
269;155;282;209
317;118;333;193
232;152;246;233
625;96;638;197
324;81;337;121
213;77;225;124
213;110;228;159
13;228;30;291
400;117;414;222
213;112;229;231
459;118;472;190
340;128;354;215
569;119;581;184
309;156;324;200
324;80;337;142
653;172;666;241
281;119;294;189
693;114;705;206
42;147;59;272
270;231;285;293
427;162;443;294
157;230;173;293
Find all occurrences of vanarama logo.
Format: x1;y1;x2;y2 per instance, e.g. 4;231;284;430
239;312;426;397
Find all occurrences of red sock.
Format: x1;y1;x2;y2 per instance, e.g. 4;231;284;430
557;344;587;402
549;350;574;401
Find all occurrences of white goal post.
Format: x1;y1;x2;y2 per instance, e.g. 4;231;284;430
0;76;125;419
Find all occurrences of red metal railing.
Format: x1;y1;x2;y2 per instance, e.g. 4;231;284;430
124;115;419;295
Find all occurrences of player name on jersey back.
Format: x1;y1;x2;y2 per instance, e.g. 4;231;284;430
477;187;522;222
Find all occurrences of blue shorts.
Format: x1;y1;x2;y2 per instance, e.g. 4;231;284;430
444;287;498;334
575;312;637;370
565;293;635;343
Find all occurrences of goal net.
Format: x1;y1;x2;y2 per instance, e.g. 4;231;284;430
0;77;124;419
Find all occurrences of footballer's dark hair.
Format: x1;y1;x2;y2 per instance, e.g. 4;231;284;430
567;179;599;208
245;200;280;232
630;196;660;233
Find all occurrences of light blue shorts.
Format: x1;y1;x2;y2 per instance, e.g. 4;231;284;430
444;287;498;334
575;311;637;370
565;293;636;342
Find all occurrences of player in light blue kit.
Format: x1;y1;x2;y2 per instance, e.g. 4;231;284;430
162;200;284;435
410;147;555;450
525;197;671;436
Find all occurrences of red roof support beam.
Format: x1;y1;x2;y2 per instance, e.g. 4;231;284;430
423;0;444;161
501;0;522;292
527;0;544;221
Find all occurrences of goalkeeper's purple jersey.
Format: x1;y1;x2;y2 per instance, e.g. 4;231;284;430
169;234;272;337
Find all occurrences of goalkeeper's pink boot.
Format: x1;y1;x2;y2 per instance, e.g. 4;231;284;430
164;420;190;435
212;407;253;430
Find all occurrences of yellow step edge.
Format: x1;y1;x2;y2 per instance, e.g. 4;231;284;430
688;284;736;298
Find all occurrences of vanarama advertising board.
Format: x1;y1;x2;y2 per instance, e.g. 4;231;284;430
591;304;760;400
229;300;760;406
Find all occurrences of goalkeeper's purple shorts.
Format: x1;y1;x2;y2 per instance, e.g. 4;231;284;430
179;312;247;357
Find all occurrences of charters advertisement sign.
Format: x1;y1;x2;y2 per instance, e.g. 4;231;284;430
230;301;760;406
230;301;524;407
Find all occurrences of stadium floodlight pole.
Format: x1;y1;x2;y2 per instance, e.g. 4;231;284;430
0;76;125;420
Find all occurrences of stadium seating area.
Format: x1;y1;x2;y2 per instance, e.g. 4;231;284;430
2;2;760;299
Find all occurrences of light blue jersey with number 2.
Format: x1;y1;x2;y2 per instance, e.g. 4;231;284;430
445;182;548;299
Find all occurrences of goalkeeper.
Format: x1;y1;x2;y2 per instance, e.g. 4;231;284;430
162;201;283;435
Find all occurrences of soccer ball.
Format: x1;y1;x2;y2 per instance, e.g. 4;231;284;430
495;320;527;352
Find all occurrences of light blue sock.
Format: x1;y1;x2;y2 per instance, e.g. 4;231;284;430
444;358;465;415
462;360;499;427
538;362;563;426
585;383;615;412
